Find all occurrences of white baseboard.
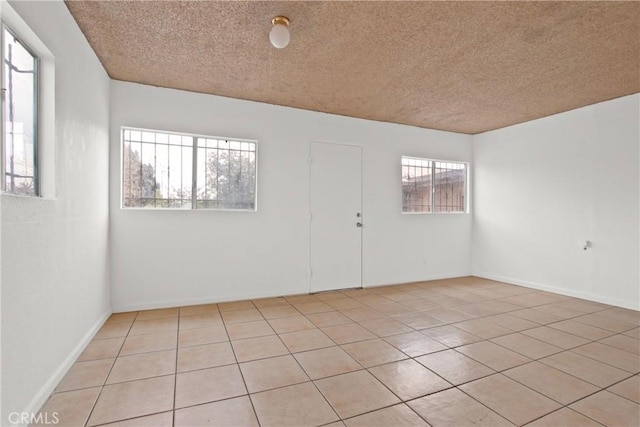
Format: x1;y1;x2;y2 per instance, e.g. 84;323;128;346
364;272;472;289
112;273;474;313
474;273;640;311
112;288;304;313
17;309;112;425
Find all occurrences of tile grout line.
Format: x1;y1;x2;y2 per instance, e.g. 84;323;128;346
83;311;138;427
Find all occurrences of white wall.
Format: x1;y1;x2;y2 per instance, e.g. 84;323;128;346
1;0;110;423
472;94;640;309
110;82;473;311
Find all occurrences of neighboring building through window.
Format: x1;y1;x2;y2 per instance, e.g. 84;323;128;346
2;24;38;196
122;128;257;210
402;156;467;213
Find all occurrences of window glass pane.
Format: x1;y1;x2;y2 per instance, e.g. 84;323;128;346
122;129;256;210
402;157;432;212
433;161;466;213
3;27;37;196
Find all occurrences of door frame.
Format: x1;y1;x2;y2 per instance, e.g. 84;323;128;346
308;140;364;293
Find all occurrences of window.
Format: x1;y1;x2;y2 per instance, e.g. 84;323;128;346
402;156;467;213
122;128;257;210
2;23;38;196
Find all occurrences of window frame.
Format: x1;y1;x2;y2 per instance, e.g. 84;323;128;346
120;126;258;211
401;155;469;214
1;21;40;196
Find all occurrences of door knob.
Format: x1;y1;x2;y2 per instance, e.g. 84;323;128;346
356;222;362;227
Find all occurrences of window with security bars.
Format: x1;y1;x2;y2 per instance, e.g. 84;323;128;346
2;24;38;196
402;157;467;213
122;128;256;210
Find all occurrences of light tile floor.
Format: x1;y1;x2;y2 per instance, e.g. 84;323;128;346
36;277;639;426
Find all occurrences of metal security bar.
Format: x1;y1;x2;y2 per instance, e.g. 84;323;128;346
402;156;467;213
2;24;38;196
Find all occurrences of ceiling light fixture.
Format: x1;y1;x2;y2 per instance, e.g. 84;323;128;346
269;16;290;49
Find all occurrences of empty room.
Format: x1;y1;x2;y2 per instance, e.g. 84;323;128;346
1;0;639;426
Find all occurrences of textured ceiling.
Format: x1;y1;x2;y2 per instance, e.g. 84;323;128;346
65;1;639;134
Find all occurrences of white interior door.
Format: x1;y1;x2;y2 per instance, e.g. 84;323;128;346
310;142;362;293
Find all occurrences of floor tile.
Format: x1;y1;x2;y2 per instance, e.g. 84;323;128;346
456;341;531;371
408;388;515;427
420;325;483;347
294;301;334;314
533;304;586;319
624;327;640;339
177;341;236;372
129;318;178;336
344;403;428;427
595;307;640;325
175;364;246;408
240;354;309;392
322;323;376;344
120;331;177;356
268;315;316;333
315;370;400;419
359;317;413;337
460;374;560;425
525;408;603;427
306;311;352;327
392;311;444;329
94;322;132;339
251;381;339;426
258;304;299;319
503;361;599;405
369;359;451;400
549;319;615;340
175;395;258;427
509;308;564;325
231;335;289;362
178;325;228;347
87;375;174;426
499;292;564;308
34;387;100;427
607;375;639;403
218;300;256;311
374;302;415;316
56;358;114;392
573;342;640;373
107;349;176;383
540;351;630;387
100;412;173;426
383;331;447;357
294;346;362;379
179;303;219;317
483;313;540;332
521;326;590;349
600;334;640;355
78;337;124;361
416;349;494;385
221;308;264;324
251;296;289;308
279;329;335;353
491;333;563;359
327;298;366;310
340;307;386;322
226;319;275;340
105;312;138;324
425;307;476;323
342;338;408;367
136;307;179;320
179;313;223;329
453;319;512;339
570;390;640;427
574;313;637;333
